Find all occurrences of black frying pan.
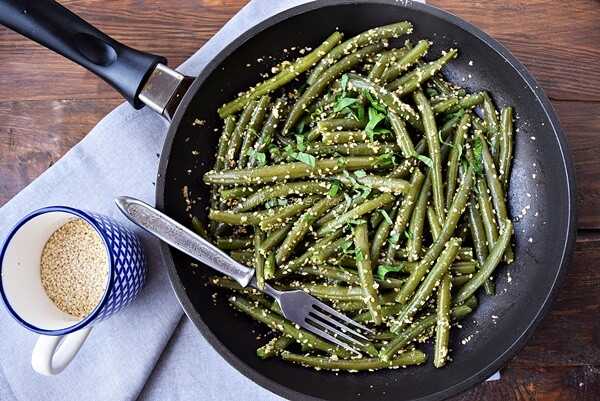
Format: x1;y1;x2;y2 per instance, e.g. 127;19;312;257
0;1;576;400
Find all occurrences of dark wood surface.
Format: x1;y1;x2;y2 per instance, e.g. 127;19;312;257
1;1;599;400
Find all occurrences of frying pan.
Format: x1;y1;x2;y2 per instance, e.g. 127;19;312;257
0;1;576;400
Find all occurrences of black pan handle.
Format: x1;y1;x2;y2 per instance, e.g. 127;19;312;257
0;0;167;109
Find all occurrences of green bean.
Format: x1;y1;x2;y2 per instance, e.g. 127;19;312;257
204;156;394;185
472;116;488;134
317;118;366;133
445;92;485;114
379;305;472;361
380;39;431;83
230;249;253;265
387;158;417;179
389;49;458;95
370;204;391;229
239;95;270;166
434;273;452;368
209;210;262;226
369;46;410;81
455;220;513;303
219;186;256;200
278;230;344;275
389;112;416;158
395;166;473;303
406;175;431;261
453;261;477;275
446;113;471;209
332;300;367;312
476;130;514;263
432;97;459;115
318;193;396;235
482;92;500;159
430;75;457;96
216;237;252;250
477;178;499;250
259;198;321;230
307;21;413;85
413;89;445;224
282;349;426;371
427;206;442;239
346;73;423;132
249;96;287;167
371;202;399;260
191;216;208;238
390;238;461;333
353;222;383;325
215;115;237;171
452;275;471;287
284;44;383;134
254;228;266;289
499;106;514;189
233;182;328;212
276;196;342;263
218;32;343;117
225;100;257;167
257;336;293;359
303;142;398;158
264;251;276;280
229;296;351;358
286;283;363;301
385;169;425;262
321;131;369;145
316;195;363;227
296;264;359;285
311;236;350;263
260;223;293;253
334;174;411;194
468;199;495;295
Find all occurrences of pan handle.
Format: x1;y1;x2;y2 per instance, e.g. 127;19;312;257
0;0;190;115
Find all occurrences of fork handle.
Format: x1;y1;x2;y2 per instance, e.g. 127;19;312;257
115;196;256;287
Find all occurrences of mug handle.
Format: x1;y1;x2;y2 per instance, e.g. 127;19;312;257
31;327;92;375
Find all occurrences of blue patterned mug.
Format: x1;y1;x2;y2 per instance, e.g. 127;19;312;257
0;206;147;375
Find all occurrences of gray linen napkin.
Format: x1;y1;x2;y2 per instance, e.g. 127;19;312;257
1;2;500;401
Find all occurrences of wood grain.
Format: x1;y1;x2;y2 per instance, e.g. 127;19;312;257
0;1;599;400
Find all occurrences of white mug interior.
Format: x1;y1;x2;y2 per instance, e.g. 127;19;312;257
1;211;109;332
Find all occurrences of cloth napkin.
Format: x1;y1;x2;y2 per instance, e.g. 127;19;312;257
0;1;498;401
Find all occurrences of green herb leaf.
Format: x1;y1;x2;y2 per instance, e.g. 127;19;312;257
343;193;353;210
339;239;353;253
354;169;367;178
295;134;306;151
355;248;365;262
292;152;316;168
340;74;349;94
416;155;433;169
404;229;413;240
380;210;393;225
389;233;400;245
334;97;359;113
360;187;372;199
377;153;395;167
376;264;404;280
366;107;386;140
363;90;386;113
284;144;296;156
328;182;340;197
471;137;484;175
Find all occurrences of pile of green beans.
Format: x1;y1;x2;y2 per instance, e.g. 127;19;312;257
195;21;516;372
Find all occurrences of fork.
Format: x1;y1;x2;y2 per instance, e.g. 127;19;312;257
115;196;373;354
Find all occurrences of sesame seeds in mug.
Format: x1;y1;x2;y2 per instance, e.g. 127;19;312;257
40;218;109;318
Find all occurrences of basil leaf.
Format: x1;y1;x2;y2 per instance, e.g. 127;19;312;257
340;74;349;94
295;134;306;151
328;182;340;197
334;97;359;113
366;107;386;140
355;248;365;262
404;229;413;240
471;137;484;175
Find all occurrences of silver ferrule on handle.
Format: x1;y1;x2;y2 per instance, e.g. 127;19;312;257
114;196;255;287
138;63;193;121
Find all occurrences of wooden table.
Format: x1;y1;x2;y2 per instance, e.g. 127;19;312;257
1;1;599;399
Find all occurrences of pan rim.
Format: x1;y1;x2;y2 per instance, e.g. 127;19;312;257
155;1;577;400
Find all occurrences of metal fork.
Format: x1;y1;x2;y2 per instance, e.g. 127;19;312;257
115;196;373;354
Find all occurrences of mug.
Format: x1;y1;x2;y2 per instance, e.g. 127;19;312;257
0;206;147;375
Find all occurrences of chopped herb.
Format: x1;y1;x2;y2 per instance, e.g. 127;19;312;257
366;107;386;140
292;152;316;168
404;229;413;240
354;169;367;178
296;134;306;151
355;248;365;262
376;264;404;280
340;74;349;94
247;149;267;166
380;210;393;225
471;137;484;175
339;239;353;253
377;153;395;167
334;97;359;113
363;90;386;113
389;233;400;244
328;181;340;197
416;155;433;169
